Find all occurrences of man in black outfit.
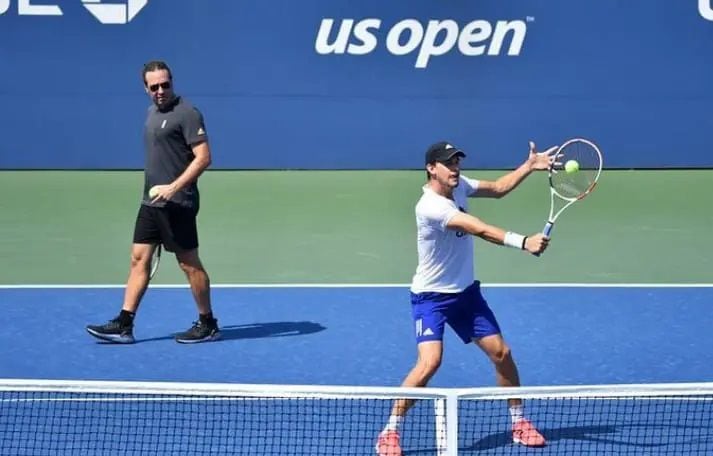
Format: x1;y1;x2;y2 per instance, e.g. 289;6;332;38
86;60;220;344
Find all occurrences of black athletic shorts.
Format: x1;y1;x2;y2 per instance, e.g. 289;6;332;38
132;203;198;252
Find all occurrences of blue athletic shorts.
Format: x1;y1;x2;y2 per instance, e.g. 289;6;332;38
410;281;501;344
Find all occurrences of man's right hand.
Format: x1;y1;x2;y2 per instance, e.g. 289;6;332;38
525;233;550;255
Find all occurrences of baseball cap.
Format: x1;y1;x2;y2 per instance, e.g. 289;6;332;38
425;141;466;165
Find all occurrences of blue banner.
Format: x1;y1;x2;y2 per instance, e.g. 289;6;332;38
1;0;712;169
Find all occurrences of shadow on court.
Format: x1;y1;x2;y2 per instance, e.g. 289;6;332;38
96;321;328;344
455;423;711;453
218;321;327;340
461;425;620;452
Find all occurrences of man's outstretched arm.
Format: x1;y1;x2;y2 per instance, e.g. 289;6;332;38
472;141;557;199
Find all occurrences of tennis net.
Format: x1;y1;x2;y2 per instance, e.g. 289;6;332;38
0;379;711;455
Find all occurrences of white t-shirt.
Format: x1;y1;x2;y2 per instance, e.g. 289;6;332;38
410;176;480;293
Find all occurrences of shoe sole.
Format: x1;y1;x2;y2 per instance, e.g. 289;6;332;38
86;327;135;344
175;331;221;344
374;444;402;455
513;437;546;447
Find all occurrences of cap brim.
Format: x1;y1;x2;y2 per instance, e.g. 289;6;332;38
439;150;466;161
425;148;467;165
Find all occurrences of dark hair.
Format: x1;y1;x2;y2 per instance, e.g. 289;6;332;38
142;60;173;85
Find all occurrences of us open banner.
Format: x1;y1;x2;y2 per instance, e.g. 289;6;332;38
1;0;712;169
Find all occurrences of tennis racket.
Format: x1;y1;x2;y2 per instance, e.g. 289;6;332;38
539;137;602;244
149;244;162;280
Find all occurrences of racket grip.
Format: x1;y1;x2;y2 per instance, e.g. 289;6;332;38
533;222;554;257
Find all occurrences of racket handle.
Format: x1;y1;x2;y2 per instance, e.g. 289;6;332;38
533;222;554;257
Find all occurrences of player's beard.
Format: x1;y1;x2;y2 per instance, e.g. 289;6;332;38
154;93;176;111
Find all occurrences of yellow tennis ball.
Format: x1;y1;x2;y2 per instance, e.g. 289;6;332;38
564;160;580;174
148;186;160;198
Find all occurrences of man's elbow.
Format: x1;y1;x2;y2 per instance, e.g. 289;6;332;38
491;186;508;198
197;154;212;170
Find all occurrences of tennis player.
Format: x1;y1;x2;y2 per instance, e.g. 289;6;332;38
86;60;219;344
376;141;556;455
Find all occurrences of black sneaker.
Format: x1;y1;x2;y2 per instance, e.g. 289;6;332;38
86;318;135;344
175;318;220;344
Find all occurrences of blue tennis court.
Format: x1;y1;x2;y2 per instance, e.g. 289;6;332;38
1;285;711;455
2;285;711;385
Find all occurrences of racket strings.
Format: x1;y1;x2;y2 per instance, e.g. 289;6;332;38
149;245;161;280
550;141;601;199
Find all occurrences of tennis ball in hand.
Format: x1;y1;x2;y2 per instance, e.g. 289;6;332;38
564;160;580;174
148;186;160;198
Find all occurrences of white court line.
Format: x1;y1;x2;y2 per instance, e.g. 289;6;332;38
1;283;713;289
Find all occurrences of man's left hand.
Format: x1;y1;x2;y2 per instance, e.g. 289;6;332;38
527;141;559;171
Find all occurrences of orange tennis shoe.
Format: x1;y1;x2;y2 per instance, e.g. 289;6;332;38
512;418;546;447
375;430;402;456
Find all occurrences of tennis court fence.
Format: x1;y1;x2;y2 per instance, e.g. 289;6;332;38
1;379;711;455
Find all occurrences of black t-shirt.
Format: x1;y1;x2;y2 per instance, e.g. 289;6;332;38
142;96;208;209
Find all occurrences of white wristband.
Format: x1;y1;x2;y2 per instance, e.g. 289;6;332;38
504;231;526;250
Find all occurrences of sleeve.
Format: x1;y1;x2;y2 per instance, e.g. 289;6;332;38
417;198;459;231
460;176;480;197
181;107;208;146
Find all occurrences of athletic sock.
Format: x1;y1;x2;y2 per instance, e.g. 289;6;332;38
382;415;404;433
509;404;524;424
118;310;135;326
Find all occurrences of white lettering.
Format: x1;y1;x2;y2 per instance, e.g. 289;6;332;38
488;20;527;55
700;0;713;21
415;20;459;69
82;0;148;25
317;17;529;68
458;20;492;56
348;18;380;55
19;0;61;16
386;19;424;56
315;19;354;54
0;0;149;22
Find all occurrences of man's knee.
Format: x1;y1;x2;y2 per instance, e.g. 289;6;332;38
176;250;206;275
178;260;203;275
129;246;153;269
489;344;512;365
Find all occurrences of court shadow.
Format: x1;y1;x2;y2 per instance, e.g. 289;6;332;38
403;421;712;454
218;321;327;340
459;425;619;452
121;321;326;344
457;423;710;453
